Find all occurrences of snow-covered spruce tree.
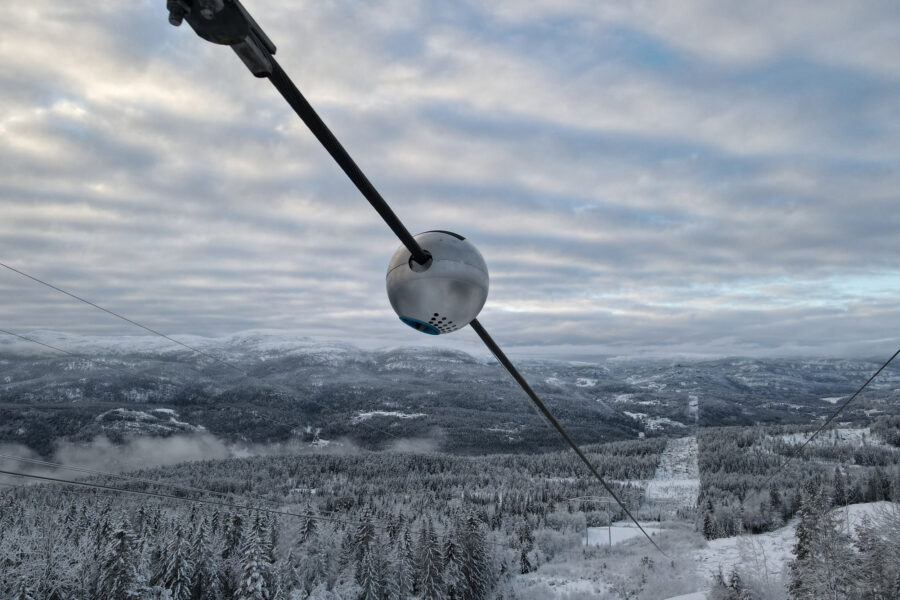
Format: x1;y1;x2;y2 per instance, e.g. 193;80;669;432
358;544;384;600
298;505;317;544
788;490;856;599
261;514;280;595
161;525;195;600
352;510;376;570
708;567;751;600
515;520;534;575
190;517;223;600
459;513;491;600
832;467;847;507
853;513;900;600
395;527;415;599
442;529;464;600
237;514;272;600
220;513;244;599
418;521;445;600
297;528;327;595
96;520;147;600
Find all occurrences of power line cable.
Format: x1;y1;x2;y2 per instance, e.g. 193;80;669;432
7;1;663;558
0;327;83;357
0;467;374;528
0;467;513;550
0;452;280;508
760;347;900;489
0;262;248;376
266;59;429;265
264;13;667;554
0;451;396;524
0;328;133;377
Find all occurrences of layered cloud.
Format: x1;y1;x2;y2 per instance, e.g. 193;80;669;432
1;0;898;359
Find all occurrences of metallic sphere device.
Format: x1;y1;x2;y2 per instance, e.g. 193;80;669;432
386;231;489;335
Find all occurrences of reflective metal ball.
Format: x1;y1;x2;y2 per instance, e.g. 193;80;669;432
386;231;489;335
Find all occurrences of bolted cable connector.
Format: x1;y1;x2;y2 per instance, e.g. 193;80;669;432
167;0;276;77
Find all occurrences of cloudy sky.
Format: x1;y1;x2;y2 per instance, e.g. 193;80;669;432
1;0;899;360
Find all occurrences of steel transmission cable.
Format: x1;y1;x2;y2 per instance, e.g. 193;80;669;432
0;205;667;553
1;28;663;555
0;299;498;522
268;43;665;556
266;59;429;266
159;2;667;555
268;57;665;554
0;454;389;527
760;347;900;489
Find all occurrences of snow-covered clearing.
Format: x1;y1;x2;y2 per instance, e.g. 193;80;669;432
694;502;895;585
642;436;700;519
350;410;425;423
584;522;663;546
624;411;686;431
664;593;707;600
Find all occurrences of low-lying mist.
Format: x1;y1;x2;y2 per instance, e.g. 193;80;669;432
0;430;442;487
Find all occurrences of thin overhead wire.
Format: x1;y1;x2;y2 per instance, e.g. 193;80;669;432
0;326;414;516
0;327;81;357
0;452;279;509
0;467;513;550
0;467;371;528
0;265;417;448
0;451;392;524
761;347;900;489
0;262;248;376
470;318;667;556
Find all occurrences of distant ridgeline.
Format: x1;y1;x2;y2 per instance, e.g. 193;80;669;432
2;334;898;456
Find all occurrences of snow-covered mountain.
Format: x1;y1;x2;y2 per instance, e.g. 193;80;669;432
2;331;898;456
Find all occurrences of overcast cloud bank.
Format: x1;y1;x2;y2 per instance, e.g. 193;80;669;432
1;1;898;359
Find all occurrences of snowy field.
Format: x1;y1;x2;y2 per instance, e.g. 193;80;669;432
642;436;700;519
694;501;896;585
583;522;663;546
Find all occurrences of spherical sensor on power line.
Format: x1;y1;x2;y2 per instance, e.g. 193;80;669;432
386;231;489;335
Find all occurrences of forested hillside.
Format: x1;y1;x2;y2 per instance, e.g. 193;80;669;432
4;333;899;458
0;439;665;599
697;419;900;540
